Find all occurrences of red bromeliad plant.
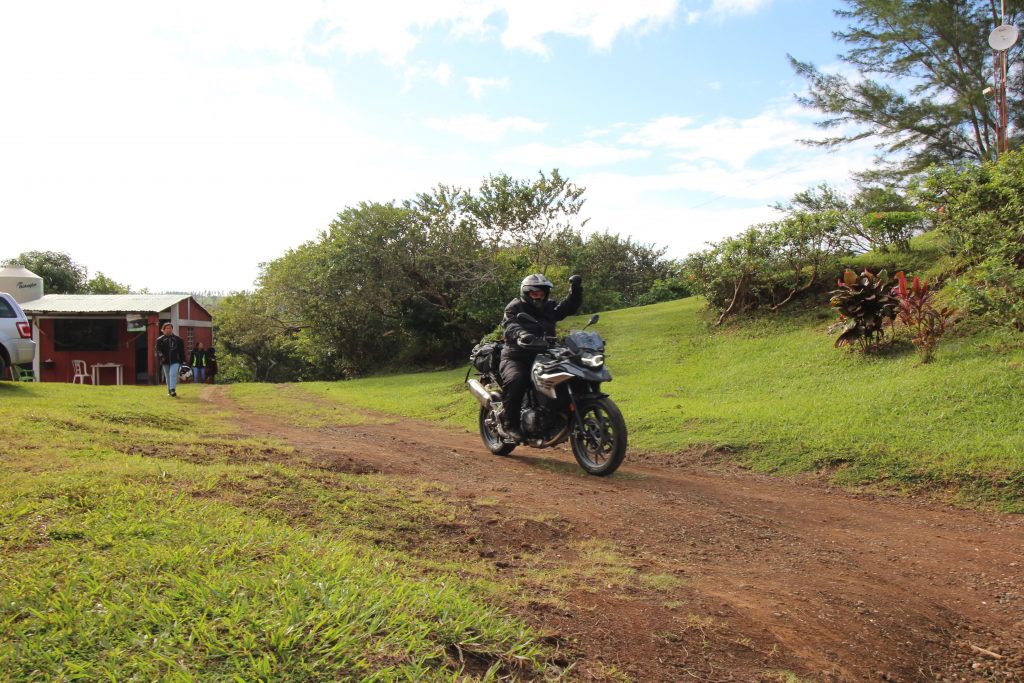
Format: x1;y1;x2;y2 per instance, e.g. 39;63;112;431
891;271;956;363
829;269;899;351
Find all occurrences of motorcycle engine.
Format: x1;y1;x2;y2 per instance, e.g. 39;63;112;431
521;408;543;436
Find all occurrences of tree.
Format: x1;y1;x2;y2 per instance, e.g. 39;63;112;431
776;183;927;252
686;187;857;324
915;149;1024;328
2;251;87;293
790;0;1023;179
684;225;780;325
249;171;678;377
258;200;509;376
212;291;305;382
86;271;130;294
554;230;674;312
462;169;588;271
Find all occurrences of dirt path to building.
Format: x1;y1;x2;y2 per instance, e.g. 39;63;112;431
205;386;1023;682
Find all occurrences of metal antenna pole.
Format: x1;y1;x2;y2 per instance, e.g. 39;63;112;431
1001;0;1009;155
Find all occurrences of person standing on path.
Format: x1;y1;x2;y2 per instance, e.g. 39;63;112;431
204;345;218;384
155;322;186;397
189;341;207;384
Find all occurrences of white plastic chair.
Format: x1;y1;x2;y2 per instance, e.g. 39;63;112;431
71;359;92;384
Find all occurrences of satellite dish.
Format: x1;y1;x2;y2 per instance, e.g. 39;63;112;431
989;24;1019;51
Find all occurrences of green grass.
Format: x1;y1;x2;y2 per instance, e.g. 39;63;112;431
293;372;475;431
0;383;558;681
846;229;954;281
228;382;374;428
259;291;1024;511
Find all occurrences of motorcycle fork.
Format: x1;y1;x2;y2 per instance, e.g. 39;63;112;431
566;385;587;436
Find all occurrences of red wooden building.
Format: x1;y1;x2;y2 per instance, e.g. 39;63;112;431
21;294;213;385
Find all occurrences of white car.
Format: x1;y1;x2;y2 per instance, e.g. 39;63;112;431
0;292;36;379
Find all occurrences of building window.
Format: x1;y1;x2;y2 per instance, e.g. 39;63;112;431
187;326;194;352
54;319;118;352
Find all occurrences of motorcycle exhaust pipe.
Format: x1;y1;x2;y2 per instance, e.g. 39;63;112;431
466;378;493;408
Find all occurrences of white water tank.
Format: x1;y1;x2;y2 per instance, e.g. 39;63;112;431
0;266;44;303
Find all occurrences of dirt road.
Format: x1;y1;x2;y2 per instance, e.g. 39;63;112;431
209;387;1024;682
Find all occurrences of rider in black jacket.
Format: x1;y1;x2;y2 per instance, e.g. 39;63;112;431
500;273;582;442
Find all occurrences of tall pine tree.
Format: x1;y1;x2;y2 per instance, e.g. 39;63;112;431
791;0;1023;180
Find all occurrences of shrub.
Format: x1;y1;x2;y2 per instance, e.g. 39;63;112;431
685;215;848;325
829;269;899;351
950;258;1024;330
859;211;926;252
634;273;693;306
892;271;956;362
915;151;1024;330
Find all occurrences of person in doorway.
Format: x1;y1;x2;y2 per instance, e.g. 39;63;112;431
190;342;207;384
204;345;217;384
155;322;186;397
499;273;582;442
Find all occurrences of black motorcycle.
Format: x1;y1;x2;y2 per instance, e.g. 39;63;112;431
466;313;628;476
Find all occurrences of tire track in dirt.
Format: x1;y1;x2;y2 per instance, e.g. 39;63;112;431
206;386;1024;682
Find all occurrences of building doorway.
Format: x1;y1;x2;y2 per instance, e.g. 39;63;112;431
135;331;150;384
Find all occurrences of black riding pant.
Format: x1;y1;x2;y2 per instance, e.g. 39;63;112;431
499;356;533;428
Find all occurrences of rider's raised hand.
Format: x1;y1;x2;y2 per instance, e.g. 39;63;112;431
569;274;582;291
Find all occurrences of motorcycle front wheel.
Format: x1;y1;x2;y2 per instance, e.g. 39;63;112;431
479;406;515;456
570;397;627;476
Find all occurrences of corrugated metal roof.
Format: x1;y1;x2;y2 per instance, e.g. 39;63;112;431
20;294;193;315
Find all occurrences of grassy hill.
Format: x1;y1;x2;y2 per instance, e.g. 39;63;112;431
288;289;1024;511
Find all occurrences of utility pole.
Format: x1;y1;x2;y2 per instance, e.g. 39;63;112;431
988;1;1017;158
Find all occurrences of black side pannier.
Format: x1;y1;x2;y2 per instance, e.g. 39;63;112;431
470;341;503;375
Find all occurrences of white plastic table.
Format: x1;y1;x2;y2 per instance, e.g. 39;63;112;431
91;362;124;385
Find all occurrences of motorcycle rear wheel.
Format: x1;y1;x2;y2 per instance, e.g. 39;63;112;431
570;397;627;476
479;406;515;456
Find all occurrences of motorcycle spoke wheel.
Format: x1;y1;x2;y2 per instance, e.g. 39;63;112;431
570;398;627;476
479;406;515;456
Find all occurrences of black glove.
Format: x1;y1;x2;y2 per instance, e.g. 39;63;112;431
569;274;582;291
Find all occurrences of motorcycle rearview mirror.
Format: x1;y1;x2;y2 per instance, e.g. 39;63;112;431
583;314;599;330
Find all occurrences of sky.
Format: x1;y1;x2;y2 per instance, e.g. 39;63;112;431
0;0;877;293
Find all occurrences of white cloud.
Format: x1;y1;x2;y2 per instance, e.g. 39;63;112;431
466;76;510;100
497;141;650;167
77;1;680;65
498;0;678;55
686;0;772;24
708;0;772;14
432;63;454;86
403;61;454;91
578;151;882;260
583;200;782;256
0;0;875;292
424;114;547;143
0;1;683;76
620;106;828;169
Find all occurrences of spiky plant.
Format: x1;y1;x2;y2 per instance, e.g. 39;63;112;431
829;269;899;351
892;271;956;363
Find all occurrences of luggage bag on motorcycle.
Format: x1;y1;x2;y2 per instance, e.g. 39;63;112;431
470;341;503;375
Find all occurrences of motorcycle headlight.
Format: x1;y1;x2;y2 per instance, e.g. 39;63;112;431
580;353;604;368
